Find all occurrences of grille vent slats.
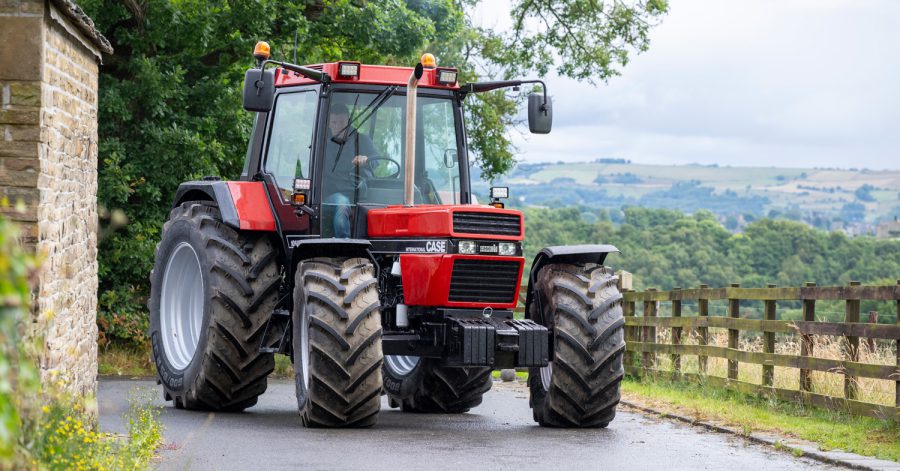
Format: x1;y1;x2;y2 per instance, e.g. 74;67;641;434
453;212;521;236
448;259;520;303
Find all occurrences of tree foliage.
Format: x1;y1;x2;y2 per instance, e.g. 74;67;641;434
523;206;900;322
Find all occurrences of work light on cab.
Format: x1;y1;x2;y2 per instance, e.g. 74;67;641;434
337;61;360;79
436;67;458;86
490;186;509;208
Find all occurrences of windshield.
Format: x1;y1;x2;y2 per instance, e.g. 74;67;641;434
321;91;463;236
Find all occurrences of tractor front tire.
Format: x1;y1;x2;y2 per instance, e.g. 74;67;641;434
293;257;383;428
149;202;280;411
528;263;625;428
383;358;492;414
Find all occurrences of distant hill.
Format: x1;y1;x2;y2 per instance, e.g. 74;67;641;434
474;161;900;234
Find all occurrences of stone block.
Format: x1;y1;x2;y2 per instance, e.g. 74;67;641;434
0;16;43;81
18;0;42;15
0;202;37;222
0;140;38;158
0;0;18;14
1;168;39;185
4;123;42;141
0;107;38;125
9;81;40;106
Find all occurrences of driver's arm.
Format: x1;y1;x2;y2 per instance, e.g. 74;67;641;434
353;133;379;166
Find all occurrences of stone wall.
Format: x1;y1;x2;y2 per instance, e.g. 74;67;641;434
0;0;109;396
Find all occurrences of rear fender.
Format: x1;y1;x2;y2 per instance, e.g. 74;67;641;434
524;245;619;327
173;181;276;231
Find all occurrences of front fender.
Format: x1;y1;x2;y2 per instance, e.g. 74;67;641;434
290;238;374;269
173;181;276;231
524;244;619;327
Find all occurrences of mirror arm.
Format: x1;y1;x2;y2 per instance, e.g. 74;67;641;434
460;79;548;109
257;59;332;84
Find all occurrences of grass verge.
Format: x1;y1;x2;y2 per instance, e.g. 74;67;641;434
22;390;164;470
621;375;900;462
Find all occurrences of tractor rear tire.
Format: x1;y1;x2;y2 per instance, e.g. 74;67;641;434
384;359;492;414
528;263;625;428
293;257;383;428
149;202;281;411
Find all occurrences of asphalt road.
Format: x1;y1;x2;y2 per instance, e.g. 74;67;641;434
98;378;840;471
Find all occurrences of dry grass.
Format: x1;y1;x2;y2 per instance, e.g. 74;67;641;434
98;345;156;377
649;327;896;406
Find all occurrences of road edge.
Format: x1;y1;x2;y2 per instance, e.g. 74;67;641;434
619;400;900;471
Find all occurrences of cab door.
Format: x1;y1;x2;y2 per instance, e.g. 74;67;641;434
259;87;322;238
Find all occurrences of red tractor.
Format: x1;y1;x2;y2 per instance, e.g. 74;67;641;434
149;43;624;428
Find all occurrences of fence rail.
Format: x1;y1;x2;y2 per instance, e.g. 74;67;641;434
622;281;900;421
514;279;900;421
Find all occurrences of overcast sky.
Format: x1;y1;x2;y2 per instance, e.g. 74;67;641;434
470;1;900;170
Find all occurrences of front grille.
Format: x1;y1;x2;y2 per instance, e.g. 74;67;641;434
453;212;521;236
449;259;520;303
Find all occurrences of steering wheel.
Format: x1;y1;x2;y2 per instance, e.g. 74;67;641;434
349;156;401;187
365;157;401;179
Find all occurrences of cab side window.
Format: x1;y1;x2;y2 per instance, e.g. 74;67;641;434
265;91;317;200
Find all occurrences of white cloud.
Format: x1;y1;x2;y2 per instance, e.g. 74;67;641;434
471;0;900;170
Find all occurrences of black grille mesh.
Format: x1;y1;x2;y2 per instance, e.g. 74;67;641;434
448;259;520;303
453;212;521;236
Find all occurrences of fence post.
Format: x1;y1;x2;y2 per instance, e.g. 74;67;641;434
866;311;878;353
672;287;682;376
727;283;740;381
763;283;777;387
800;281;817;393
698;283;709;374
844;281;861;400
622;286;636;374
642;289;658;373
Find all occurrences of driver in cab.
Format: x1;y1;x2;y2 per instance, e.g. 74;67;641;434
323;104;378;238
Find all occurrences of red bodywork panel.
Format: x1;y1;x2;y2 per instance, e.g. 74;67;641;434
367;205;524;241
371;205;525;309
226;181;276;231
400;254;524;309
274;63;460;91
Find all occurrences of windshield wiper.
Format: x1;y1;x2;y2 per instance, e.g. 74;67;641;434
332;86;398;144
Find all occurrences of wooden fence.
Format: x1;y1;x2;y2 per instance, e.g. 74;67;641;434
515;280;900;420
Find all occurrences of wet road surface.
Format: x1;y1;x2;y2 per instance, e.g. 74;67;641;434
98;377;842;471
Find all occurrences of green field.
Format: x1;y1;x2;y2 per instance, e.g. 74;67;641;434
498;162;900;225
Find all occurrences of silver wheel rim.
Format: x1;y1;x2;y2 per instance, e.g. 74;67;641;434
384;355;420;377
540;362;553;391
160;242;204;371
300;306;310;390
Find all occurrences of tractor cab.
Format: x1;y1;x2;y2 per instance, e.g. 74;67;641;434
238;50;548;242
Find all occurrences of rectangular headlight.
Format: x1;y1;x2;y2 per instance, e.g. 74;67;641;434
458;240;476;254
498;242;516;256
490;186;509;199
338;62;360;78
436;67;458;85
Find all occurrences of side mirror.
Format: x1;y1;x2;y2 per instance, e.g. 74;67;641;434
243;68;275;112
528;93;552;134
443;149;458;168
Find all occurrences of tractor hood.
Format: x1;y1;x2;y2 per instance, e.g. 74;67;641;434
367;205;524;240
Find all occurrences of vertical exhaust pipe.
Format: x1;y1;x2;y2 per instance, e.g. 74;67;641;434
404;63;424;207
